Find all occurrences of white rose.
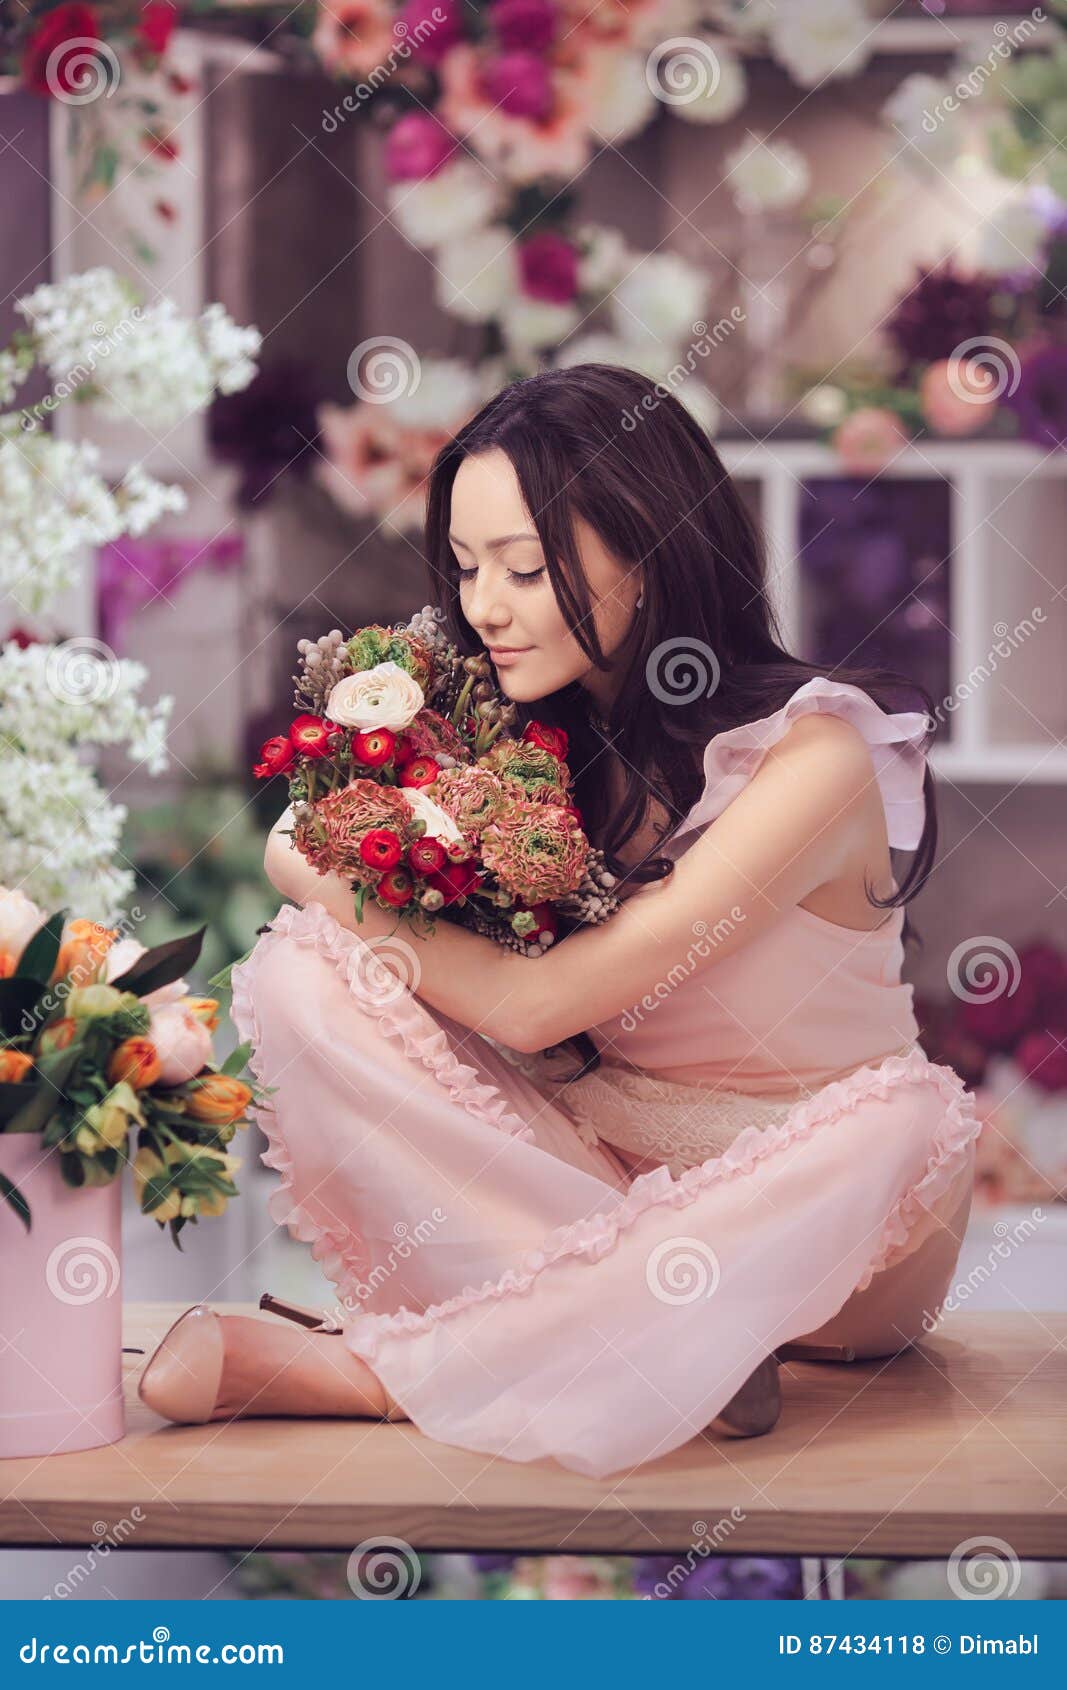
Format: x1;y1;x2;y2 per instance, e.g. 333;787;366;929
0;886;47;966
325;662;425;732
404;786;464;845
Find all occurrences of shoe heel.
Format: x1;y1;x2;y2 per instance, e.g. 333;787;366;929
259;1291;343;1334
709;1354;781;1439
775;1341;857;1362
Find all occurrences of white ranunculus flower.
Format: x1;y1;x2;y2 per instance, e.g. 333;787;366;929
589;50;658;144
768;0;873;89
325;662;425;732
977;199;1047;278
576;225;632;297
610;252;710;346
725;134;811;212
0;886;47;966
404;786;464;845
434;226;519;324
669;43;747;125
556;330;646;370
501;298;582;352
882;73;966;177
799;383;849;427
388;158;501;252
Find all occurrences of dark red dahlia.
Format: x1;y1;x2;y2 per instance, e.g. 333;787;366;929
884;263;997;374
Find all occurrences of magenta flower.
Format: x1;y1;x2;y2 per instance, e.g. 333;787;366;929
1015;1029;1067;1093
384;111;456;181
482;49;554;122
518;230;579;303
396;0;466;64
1003;344;1067;450
491;0;556;53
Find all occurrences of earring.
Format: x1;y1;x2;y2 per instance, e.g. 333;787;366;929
635;592;644;610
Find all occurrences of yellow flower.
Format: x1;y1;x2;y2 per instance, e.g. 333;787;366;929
79;1080;146;1155
132;1145;182;1222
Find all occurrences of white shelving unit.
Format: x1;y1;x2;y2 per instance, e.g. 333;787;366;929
716;439;1067;785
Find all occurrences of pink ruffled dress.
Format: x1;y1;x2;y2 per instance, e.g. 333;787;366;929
230;677;981;1479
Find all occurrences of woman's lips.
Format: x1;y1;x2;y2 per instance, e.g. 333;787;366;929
488;647;532;666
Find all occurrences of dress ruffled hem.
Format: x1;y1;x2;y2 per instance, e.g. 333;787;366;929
230;898;981;1363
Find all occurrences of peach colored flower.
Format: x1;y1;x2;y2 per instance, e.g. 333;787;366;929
0;1050;34;1083
315;405;433;532
51;918;118;988
184;1074;254;1126
832;407;909;474
438;44;594;183
920;358;998;437
148;1003;213;1085
313;0;398;80
107;1037;162;1090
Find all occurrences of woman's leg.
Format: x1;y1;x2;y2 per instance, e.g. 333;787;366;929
792;1180;975;1358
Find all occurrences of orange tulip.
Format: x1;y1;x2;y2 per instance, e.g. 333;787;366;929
51;919;118;988
0;951;17;980
36;1017;78;1057
107;1037;162;1090
184;1074;253;1125
0;1050;34;1083
185;996;220;1032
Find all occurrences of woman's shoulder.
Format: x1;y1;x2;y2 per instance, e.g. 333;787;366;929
667;675;932;856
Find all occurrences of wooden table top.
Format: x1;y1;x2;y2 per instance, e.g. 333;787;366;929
2;1303;1065;1558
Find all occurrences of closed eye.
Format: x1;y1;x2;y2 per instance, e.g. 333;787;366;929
456;565;546;586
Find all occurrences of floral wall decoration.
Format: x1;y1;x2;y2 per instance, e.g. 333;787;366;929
0;266;261;918
4;2;1067;519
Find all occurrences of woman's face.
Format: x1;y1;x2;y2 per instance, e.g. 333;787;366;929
449;448;641;706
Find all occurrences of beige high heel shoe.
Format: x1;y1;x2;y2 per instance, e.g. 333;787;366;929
137;1295;406;1425
705;1342;857;1440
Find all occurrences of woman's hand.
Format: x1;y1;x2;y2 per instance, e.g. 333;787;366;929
262;805;420;943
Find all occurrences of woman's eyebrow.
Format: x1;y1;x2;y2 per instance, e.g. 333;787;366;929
448;531;541;551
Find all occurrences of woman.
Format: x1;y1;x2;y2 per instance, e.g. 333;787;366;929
138;364;981;1479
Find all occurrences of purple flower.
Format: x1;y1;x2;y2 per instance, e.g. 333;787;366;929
482;49;554;122
518;230;579;303
1003;343;1067;450
384;112;456;181
397;0;465;64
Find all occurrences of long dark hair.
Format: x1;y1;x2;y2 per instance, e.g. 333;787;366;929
423;364;938;1061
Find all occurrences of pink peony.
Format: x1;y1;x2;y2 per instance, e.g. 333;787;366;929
438;44;593;183
518;230;580;303
832;407;909;474
396;0;466;64
482;49;554;122
384;112;456;181
491;0;556;52
149;1003;213;1085
920;358;998;437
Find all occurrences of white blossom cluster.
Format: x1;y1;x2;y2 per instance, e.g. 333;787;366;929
15;268;262;429
0;432;186;613
0;639;173;921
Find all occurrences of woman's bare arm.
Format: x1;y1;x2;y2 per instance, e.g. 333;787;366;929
262;713;881;1053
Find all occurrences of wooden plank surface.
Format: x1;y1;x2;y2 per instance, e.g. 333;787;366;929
1;1304;1065;1557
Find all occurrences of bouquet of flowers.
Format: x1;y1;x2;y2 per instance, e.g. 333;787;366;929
0;887;264;1245
253;607;620;954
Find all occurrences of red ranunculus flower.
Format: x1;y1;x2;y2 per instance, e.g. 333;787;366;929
398;754;442;789
352;727;396;767
428;859;481;905
523;720;568;760
520;901;558;942
290;713;340;759
23;3;103;97
253;734;296;779
137;0;178;57
408;836;447;874
378;867;415;907
359;828;403;872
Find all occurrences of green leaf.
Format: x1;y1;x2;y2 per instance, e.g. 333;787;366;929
4;1045;83;1133
0;1171;30;1231
17;908;68;986
220;1039;252;1077
110;926;207;999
